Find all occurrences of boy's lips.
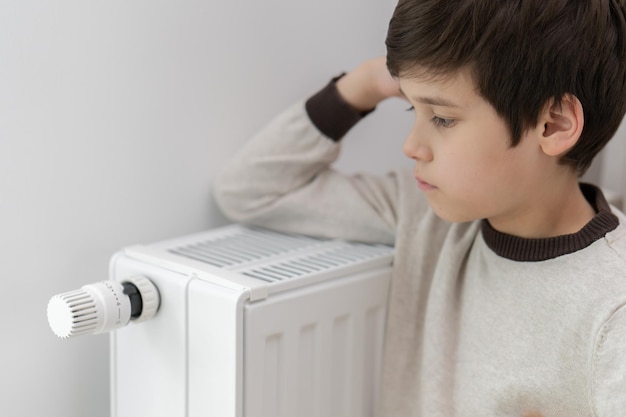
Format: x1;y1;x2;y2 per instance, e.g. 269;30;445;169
415;176;437;191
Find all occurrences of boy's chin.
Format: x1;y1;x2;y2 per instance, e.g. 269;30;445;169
429;204;481;224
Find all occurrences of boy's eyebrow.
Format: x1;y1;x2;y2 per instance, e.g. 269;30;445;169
414;96;461;108
399;86;461;108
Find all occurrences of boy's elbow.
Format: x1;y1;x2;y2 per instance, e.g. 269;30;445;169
213;175;251;222
213;171;274;223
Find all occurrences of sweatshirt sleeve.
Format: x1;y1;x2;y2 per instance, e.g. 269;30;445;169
213;78;399;245
592;303;626;416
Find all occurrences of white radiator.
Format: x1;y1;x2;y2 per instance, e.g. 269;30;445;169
48;225;394;417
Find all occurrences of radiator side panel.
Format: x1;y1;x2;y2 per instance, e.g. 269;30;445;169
110;254;192;417
187;278;246;417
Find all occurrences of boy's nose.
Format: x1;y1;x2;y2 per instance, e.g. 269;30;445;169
403;130;433;162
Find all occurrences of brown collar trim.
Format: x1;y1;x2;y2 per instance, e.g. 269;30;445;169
481;184;619;262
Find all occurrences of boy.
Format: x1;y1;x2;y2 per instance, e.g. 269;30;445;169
215;0;626;416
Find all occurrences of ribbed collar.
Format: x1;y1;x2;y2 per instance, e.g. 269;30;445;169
481;183;619;262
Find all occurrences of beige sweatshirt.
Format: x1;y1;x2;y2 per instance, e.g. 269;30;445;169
214;80;626;417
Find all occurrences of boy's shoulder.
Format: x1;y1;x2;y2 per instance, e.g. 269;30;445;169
607;206;626;258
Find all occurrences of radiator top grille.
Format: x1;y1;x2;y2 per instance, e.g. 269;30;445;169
240;243;391;282
168;228;324;268
166;226;393;283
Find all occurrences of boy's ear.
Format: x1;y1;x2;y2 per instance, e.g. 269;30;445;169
538;94;584;157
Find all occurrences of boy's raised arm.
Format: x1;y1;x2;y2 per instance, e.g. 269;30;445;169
213;58;407;244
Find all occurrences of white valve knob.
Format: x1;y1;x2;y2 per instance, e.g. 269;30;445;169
47;276;160;339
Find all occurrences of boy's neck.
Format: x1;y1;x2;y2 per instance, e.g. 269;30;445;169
487;177;596;239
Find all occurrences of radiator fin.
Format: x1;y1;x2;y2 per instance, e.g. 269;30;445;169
298;324;317;417
263;334;282;417
331;315;351;416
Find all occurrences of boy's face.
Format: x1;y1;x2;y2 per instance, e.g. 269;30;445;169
399;68;553;232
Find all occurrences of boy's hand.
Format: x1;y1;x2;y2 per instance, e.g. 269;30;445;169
336;56;405;112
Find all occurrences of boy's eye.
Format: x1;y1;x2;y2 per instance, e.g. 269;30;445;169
405;106;456;128
432;116;455;128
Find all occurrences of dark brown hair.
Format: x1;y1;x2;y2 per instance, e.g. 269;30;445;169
386;0;626;174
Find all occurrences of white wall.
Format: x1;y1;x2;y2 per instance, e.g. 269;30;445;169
0;1;409;416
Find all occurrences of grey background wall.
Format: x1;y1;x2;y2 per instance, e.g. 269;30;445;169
0;1;410;416
0;1;623;416
602;122;626;204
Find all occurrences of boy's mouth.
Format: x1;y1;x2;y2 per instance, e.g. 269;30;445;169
415;176;437;191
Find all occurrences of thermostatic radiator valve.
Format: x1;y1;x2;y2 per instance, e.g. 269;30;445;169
47;276;160;339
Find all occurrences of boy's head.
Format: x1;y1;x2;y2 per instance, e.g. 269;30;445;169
386;0;626;175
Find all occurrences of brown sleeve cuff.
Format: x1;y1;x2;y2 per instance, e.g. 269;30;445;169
304;74;374;142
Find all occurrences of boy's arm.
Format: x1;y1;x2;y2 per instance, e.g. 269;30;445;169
214;58;404;244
